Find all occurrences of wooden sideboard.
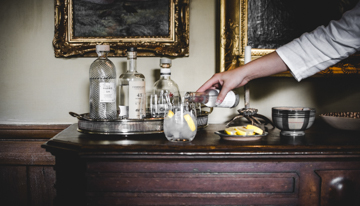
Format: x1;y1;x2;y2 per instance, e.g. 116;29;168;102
42;123;360;206
0;124;69;206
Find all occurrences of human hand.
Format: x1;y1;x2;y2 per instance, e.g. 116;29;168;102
196;67;249;105
196;52;288;105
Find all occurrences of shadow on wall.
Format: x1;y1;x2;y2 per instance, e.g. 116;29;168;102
310;76;360;113
250;76;360;115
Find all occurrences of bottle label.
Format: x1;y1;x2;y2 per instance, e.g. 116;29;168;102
99;82;116;103
218;90;236;107
158;104;167;113
129;81;146;119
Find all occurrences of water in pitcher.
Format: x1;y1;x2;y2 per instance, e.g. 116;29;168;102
163;101;197;142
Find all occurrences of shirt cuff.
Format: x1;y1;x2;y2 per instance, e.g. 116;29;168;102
276;46;317;82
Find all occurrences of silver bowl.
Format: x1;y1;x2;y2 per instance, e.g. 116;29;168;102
272;107;316;136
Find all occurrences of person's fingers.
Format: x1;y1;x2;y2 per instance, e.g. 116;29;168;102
196;73;223;92
215;85;232;105
197;66;249;105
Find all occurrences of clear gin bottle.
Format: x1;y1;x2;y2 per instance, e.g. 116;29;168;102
89;45;117;120
184;89;240;108
118;47;146;119
152;58;181;117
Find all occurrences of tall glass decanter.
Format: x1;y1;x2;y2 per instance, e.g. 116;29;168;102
118;47;146;119
89;45;117;120
184;89;240;108
151;58;181;117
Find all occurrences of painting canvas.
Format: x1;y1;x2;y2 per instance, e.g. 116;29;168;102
219;0;360;76
247;0;359;49
53;0;190;57
73;0;170;37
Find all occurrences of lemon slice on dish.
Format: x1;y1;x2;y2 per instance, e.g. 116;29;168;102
234;127;247;135
224;127;237;135
235;127;255;136
184;114;196;132
224;125;263;136
246;125;263;135
225;127;254;135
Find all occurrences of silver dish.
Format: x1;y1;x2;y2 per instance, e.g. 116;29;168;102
215;130;268;141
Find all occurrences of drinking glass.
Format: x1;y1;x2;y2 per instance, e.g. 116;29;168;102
150;92;175;118
163;103;197;142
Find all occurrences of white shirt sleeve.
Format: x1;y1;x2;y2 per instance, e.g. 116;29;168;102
276;1;360;82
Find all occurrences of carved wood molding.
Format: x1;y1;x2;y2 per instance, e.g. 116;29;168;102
0;124;69;165
0;124;70;139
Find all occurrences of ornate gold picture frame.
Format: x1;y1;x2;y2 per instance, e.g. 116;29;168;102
53;0;189;57
219;0;360;76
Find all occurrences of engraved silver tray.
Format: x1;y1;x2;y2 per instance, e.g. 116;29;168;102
70;108;212;135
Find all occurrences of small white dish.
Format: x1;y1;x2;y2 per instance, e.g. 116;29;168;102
320;115;360;131
214;130;267;141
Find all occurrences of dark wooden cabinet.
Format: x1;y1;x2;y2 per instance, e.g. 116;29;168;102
316;170;360;206
0;124;68;206
42;123;360;206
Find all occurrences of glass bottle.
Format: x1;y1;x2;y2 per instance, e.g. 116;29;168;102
118;47;146;119
89;45;117;120
151;58;181;117
184;89;240;108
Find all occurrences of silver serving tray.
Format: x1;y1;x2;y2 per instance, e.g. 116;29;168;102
70;109;212;135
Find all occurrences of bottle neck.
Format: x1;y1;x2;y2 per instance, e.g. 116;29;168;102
160;68;171;78
97;51;108;59
127;51;137;72
184;91;209;104
160;75;171;79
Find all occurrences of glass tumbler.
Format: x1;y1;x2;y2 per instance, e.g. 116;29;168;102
163;104;197;142
150;92;173;118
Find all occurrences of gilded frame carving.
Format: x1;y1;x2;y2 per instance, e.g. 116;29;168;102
53;0;189;57
219;0;360;76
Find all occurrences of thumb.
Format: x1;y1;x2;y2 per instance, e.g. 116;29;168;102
216;87;231;105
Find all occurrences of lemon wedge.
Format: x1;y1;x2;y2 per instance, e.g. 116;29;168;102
167;110;174;118
225;126;255;136
246;125;263;135
184;114;196;131
235;127;255;136
224;127;237;135
234;127;247;135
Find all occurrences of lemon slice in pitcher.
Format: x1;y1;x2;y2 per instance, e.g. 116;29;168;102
184;114;196;131
167;110;174;118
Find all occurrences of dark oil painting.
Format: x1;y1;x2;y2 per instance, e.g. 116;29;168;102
247;0;359;49
73;0;170;37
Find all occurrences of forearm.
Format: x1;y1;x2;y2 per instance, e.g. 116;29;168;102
240;51;289;83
